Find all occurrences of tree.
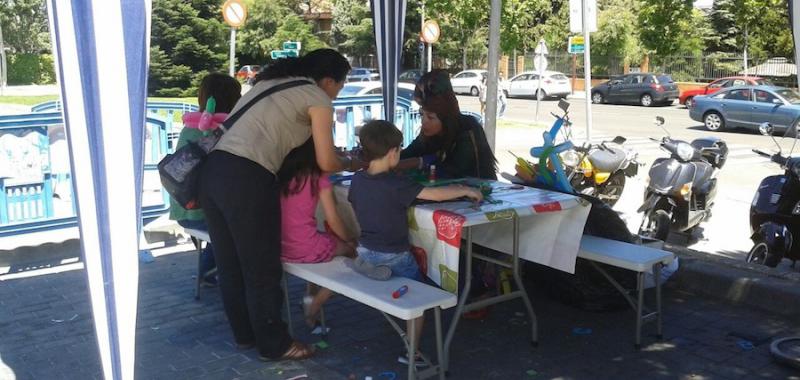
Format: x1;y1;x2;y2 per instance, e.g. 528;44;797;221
429;0;488;70
149;0;228;96
333;0;374;58
265;14;328;53
710;0;792;59
237;1;292;62
638;0;704;56
0;0;50;54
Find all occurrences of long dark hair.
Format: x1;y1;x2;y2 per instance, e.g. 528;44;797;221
198;73;241;113
254;48;351;84
277;138;321;197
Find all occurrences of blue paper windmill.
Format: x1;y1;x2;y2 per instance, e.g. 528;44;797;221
529;118;574;193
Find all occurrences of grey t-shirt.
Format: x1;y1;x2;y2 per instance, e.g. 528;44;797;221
348;171;424;253
214;76;332;174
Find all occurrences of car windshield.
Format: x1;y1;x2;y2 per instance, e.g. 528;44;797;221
339;85;367;97
753;78;774;86
775;88;800;104
350;69;368;76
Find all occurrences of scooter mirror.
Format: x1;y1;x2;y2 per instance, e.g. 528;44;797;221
654;116;665;126
558;99;570;113
758;122;774;136
612;136;626;145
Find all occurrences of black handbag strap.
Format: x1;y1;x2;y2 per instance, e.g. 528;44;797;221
220;79;313;132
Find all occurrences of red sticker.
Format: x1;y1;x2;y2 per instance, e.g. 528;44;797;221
433;210;466;248
533;202;562;213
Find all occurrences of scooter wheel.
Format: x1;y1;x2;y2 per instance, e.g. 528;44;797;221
770;337;800;370
650;210;671;242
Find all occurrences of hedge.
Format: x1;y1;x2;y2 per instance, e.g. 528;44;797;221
6;53;57;85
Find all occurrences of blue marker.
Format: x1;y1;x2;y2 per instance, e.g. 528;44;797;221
392;285;408;299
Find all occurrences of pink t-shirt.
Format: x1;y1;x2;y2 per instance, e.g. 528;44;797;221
281;175;337;263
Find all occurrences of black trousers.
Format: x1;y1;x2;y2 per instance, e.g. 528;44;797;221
199;151;291;358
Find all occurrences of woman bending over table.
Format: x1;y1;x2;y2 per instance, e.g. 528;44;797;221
199;48;361;361
396;69;497;180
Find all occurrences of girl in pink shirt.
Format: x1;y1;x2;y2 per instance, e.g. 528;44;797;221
278;138;355;328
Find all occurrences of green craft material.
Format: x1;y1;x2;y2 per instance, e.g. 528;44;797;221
315;341;329;349
526;369;538;376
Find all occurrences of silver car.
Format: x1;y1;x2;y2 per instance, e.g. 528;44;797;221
690;85;800;135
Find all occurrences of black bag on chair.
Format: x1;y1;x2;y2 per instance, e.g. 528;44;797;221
158;79;311;209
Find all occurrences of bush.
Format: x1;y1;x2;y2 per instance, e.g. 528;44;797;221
6;53;57;85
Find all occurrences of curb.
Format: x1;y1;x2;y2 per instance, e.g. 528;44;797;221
666;243;800;318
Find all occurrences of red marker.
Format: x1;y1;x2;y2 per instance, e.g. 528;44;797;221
392;285;409;299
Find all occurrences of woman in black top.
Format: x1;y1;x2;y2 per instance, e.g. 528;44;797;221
397;69;497;179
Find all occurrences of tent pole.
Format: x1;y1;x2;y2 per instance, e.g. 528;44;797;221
484;0;501;153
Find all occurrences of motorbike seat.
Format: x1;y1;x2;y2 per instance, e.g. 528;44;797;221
589;147;627;172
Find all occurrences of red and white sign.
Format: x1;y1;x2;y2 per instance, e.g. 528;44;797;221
421;20;441;44
222;0;247;28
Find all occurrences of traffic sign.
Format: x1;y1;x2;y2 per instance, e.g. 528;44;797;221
283;41;301;51
534;40;549;56
421;20;441;44
533;40;548;73
270;49;299;59
569;0;597;33
222;0;247;28
568;36;585;54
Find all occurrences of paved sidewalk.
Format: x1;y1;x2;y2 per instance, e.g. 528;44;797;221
1;244;799;380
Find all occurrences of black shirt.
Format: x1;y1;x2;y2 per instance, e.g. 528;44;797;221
400;114;497;180
348;171;424;253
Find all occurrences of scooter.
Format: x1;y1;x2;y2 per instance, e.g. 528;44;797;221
747;122;800;267
638;116;728;241
562;137;639;208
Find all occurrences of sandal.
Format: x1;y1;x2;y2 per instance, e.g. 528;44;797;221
279;341;315;361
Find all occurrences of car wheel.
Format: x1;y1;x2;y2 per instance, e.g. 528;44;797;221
591;92;604;104
685;96;695;110
503;90;509;98
703;111;725;132
470;86;479;96
640;93;654;107
746;242;782;267
536;89;546;100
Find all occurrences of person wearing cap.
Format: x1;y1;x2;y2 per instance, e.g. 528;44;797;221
396;69;497;180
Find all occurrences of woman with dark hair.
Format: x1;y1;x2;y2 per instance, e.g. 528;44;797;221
199;48;358;361
398;69;497;179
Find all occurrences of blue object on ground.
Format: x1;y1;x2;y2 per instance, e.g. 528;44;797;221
572;327;592;335
378;372;397;380
138;250;154;263
737;340;755;351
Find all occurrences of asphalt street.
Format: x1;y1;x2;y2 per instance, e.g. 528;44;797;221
456;94;799;270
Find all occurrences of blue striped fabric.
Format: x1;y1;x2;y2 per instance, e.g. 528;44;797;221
47;0;149;378
370;0;407;121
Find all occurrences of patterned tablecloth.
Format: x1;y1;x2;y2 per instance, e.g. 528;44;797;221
321;179;591;294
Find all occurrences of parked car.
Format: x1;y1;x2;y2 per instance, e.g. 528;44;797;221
690;85;800;135
347;67;379;82
399;69;423;83
679;76;772;109
450;69;487;96
591;73;679;107
502;70;571;99
334;81;419;147
236;65;260;83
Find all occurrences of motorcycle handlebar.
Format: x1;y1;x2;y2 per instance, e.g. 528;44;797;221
753;149;788;165
751;149;771;158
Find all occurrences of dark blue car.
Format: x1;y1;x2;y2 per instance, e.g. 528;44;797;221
690;85;800;135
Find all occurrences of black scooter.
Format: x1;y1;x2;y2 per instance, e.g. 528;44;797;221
638;116;728;241
747;123;800;267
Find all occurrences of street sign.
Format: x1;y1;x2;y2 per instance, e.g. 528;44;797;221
568;36;585;54
270;49;299;59
283;41;301;51
534;41;549;56
421;20;441;44
533;40;548;73
222;0;247;28
569;0;597;33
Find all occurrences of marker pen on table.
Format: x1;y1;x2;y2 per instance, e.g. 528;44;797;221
392;285;408;299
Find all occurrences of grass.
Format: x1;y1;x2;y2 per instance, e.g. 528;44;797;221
497;119;548;129
0;95;59;106
0;95;196;107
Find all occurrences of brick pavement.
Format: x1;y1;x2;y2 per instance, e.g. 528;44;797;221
1;245;799;380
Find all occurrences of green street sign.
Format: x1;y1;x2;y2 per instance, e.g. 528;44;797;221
283;41;301;50
285;49;299;58
568;36;585;54
270;50;287;59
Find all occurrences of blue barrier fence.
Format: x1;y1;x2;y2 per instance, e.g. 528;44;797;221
1;97;452;236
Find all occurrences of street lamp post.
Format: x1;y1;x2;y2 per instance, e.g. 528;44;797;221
0;20;7;95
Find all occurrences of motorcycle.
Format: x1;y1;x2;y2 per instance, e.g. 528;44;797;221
747;122;800;267
638;116;728;241
561;137;639;208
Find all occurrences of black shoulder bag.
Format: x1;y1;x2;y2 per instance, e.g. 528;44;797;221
158;80;312;209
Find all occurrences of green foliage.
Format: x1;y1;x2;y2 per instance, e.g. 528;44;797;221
593;0;644;64
237;0;293;61
339;18;375;57
148;0;227;96
6;53;54;85
265;14;328;54
332;0;371;48
710;0;793;59
0;0;50;54
639;0;704;56
500;0;569;54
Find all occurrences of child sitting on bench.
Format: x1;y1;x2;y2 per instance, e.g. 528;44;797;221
348;120;482;366
278;137;357;329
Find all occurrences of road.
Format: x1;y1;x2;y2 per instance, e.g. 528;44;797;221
456;94;798;270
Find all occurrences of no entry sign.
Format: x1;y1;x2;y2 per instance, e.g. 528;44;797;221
421;20;440;44
222;0;247;28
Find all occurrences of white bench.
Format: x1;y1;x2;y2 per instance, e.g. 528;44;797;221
578;235;675;349
183;228;455;380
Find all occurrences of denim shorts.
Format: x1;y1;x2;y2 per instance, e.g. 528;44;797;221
357;246;422;281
